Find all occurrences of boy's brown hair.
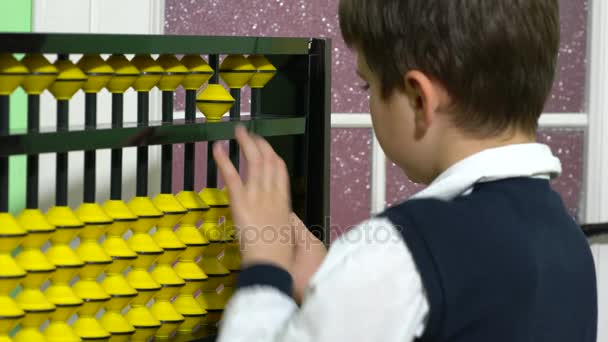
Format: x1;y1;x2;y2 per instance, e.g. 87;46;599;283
339;0;560;137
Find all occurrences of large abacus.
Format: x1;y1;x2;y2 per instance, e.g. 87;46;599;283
0;33;330;341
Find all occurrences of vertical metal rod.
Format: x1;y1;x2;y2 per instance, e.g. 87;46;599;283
56;100;69;206
110;93;123;200
251;88;262;118
209;55;219;84
84;93;96;203
184;89;196;191
207;54;220;188
136;92;149;197
0;95;9;212
206;143;217;188
26;94;40;209
229;88;241;170
161;91;173;194
55;53;69;207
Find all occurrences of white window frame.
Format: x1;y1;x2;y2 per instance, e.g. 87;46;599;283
332;113;590;217
584;0;608;224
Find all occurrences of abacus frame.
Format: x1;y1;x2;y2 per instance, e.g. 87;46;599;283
0;32;331;245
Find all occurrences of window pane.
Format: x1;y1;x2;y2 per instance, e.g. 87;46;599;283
164;0;367;114
544;0;589;113
330;128;372;240
538;128;585;218
385;129;585;219
386;162;425;207
166;0;588;114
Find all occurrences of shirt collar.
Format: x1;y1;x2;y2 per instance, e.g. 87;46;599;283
411;143;562;201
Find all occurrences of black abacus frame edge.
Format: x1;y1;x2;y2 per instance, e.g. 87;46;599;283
582;223;608;238
304;38;331;246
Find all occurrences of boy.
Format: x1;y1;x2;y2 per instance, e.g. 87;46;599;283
213;0;597;341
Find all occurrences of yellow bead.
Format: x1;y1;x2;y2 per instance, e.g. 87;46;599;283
48;60;87;100
157;54;188;91
247;55;277;89
21;54;58;95
131;54;163;92
0;54;28;95
106;55;139;94
172;190;211;333
181;55;214;90
219;55;255;89
196;84;235;123
78;54;114;93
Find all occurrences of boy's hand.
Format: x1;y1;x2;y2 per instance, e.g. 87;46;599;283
290;213;327;303
213;126;294;272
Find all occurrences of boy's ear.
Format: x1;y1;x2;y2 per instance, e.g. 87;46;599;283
404;70;440;138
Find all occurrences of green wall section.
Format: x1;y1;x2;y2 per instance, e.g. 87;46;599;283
0;1;32;213
0;2;32;32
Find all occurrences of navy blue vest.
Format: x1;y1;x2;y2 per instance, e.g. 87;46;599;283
382;178;597;342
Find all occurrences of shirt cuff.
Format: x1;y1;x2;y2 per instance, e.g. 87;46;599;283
236;264;293;298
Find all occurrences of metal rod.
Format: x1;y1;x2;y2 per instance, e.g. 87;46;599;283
161;91;173;194
26;95;40;209
185;89;197;122
110;93;123;200
0;95;9;212
206;143;217;188
229;88;241;170
251;88;262;118
56;100;69;206
84;93;96;203
207;54;220;188
85;93;97;129
209;54;219;84
136;92;149;197
184;89;196;191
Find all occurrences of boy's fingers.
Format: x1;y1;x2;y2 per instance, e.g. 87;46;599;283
275;157;291;199
254;136;280;191
235;126;262;185
290;213;307;232
213;142;243;197
254;135;278;160
253;135;290;196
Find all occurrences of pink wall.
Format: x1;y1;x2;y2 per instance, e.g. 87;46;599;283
166;0;589;236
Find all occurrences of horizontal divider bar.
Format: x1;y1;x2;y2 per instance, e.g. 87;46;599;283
0;33;312;55
0;116;306;156
331;113;589;129
538;113;589;128
581;223;608;238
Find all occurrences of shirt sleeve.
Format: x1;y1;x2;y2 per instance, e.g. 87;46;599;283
217;217;429;342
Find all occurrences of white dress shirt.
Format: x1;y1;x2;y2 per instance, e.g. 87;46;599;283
217;143;562;342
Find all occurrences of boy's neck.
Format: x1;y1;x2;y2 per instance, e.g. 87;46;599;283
433;128;536;181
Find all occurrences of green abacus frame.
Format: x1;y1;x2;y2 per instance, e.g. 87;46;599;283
0;32;331;243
